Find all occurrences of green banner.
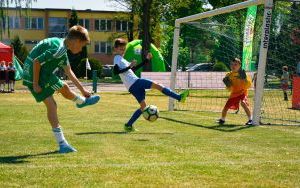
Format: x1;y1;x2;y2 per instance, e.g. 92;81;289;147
13;56;23;81
242;6;257;71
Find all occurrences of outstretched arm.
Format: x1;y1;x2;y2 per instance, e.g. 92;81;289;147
132;53;152;72
113;64;132;75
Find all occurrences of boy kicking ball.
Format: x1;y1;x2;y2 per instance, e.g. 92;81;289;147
23;25;100;153
113;38;189;132
217;58;253;126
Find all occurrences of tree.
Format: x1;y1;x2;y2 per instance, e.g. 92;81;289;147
67;9;89;77
69;9;78;28
10;35;28;62
140;0;152;71
0;0;36;38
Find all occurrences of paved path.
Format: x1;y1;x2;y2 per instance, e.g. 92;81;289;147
69;82;127;92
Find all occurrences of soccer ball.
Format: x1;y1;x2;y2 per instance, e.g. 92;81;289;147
143;105;159;122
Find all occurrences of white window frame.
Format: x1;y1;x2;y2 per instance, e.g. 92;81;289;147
116;20;129;32
94;41;112;54
79;18;90;29
95;19;112;32
25;17;44;30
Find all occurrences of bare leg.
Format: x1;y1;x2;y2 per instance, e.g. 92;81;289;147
151;82;163;91
241;101;251;120
43;96;59;128
58;84;77;100
221;107;229;120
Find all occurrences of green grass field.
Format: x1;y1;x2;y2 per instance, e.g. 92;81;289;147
0;91;300;187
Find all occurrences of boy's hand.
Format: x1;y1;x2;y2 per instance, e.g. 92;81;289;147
33;84;42;93
82;89;91;98
130;60;137;68
146;53;153;60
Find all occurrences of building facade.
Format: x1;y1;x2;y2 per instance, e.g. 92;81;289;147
2;8;136;65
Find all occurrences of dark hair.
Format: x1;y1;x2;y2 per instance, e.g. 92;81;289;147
66;25;90;42
282;66;288;71
232;58;241;64
114;38;127;48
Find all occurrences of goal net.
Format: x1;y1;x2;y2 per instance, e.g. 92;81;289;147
168;0;300;125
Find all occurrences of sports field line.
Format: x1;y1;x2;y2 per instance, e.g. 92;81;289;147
1;159;299;169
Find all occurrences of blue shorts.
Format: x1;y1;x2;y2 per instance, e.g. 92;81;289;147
129;78;153;103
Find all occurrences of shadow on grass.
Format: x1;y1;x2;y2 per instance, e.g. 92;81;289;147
76;131;174;135
0;151;58;164
76;131;127;135
160;116;254;132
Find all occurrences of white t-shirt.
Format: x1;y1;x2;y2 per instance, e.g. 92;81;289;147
113;55;138;90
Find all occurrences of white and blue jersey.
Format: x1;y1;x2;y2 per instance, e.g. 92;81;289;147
113;55;139;90
113;55;153;103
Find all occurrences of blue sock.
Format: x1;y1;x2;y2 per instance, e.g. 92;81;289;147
127;109;142;126
162;87;181;101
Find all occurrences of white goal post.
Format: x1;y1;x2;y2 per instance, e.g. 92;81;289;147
168;0;274;126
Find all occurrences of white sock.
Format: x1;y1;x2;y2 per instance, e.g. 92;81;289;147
52;127;69;146
0;84;2;90
73;95;85;105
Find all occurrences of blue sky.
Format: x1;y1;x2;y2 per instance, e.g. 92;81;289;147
15;0;128;11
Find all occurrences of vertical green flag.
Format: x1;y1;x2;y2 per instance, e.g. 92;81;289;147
242;6;257;71
13;56;23;81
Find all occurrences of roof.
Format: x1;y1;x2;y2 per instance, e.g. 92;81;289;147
0;42;11;49
7;0;129;12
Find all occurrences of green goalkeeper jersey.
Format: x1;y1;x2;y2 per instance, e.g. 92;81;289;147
23;37;69;87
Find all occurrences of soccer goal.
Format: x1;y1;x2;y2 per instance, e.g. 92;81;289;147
168;0;300;125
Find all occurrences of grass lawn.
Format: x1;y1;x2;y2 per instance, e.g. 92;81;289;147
0;91;299;187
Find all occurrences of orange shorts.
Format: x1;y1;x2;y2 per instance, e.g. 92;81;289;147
224;94;248;110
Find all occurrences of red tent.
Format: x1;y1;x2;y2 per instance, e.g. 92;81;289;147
0;42;13;65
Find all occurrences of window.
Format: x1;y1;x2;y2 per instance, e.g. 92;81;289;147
94;41;112;54
25;17;44;30
95;19;112;31
48;17;67;38
78;19;90;30
116;20;131;32
8;16;20;29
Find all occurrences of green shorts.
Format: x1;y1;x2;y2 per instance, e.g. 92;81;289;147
24;75;64;102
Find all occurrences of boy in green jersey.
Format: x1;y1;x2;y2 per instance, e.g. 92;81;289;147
23;25;100;153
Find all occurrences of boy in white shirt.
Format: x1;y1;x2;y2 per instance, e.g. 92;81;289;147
113;38;189;132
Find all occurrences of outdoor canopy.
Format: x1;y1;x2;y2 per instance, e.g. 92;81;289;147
0;42;13;64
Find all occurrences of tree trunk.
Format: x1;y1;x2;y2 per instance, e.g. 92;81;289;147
141;0;152;72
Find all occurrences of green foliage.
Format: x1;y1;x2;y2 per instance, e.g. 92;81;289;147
208;0;244;9
67;9;89;75
69;9;78;28
213;61;230;72
74;58;103;79
0;0;36;38
267;2;300;76
10;35;28;63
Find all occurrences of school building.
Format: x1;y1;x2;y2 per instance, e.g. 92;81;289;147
2;8;136;65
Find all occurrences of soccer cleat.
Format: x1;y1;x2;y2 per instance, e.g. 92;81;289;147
179;90;190;103
124;124;137;132
245;120;253;126
59;144;77;153
76;95;100;108
216;119;225;125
